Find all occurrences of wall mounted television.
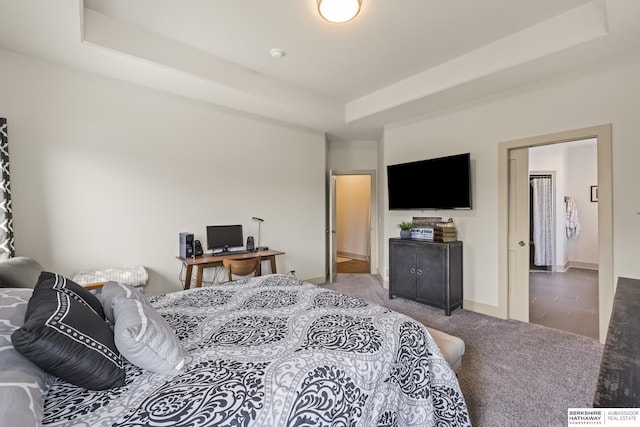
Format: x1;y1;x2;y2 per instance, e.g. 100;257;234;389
387;153;472;210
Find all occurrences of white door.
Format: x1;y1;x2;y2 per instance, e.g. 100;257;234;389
508;147;530;322
327;173;337;283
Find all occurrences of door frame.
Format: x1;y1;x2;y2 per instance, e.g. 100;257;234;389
507;147;530;322
498;124;613;343
326;172;337;283
327;170;377;280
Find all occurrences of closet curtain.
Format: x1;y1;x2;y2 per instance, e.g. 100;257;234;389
0;118;14;258
531;176;553;267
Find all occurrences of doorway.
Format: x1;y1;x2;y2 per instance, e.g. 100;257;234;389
336;175;371;273
527;141;600;339
327;170;376;282
498;124;612;343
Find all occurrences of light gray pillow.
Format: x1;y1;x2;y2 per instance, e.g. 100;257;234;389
0;257;43;289
112;295;185;375
0;288;50;427
101;281;147;324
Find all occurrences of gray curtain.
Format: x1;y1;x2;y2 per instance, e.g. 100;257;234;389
531;176;553;267
0;118;14;258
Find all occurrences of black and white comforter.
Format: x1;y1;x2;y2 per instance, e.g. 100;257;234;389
43;274;470;426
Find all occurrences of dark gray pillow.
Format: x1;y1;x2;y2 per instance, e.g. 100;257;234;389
35;272;105;320
0;257;43;289
11;277;125;390
0;288;49;426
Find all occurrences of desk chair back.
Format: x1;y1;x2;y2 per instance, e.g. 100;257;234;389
223;256;261;281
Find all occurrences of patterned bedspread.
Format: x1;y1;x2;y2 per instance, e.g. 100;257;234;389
43;274;470;426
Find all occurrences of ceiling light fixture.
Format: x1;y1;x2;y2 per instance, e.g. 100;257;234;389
317;0;361;23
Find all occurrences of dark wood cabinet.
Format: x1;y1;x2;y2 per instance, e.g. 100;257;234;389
389;238;463;315
593;277;640;408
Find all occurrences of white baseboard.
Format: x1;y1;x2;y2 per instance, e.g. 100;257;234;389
463;300;505;319
549;261;598;272
566;261;599;270
306;275;327;285
555;262;569;272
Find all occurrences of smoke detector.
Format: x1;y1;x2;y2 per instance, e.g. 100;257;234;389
269;48;286;59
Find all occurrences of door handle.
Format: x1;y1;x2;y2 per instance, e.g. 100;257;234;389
519;241;526;247
416;270;422;275
410;268;416;274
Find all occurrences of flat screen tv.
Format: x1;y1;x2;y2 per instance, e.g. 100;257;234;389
387;153;472;210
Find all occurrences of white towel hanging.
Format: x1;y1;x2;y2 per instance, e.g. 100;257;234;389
565;197;581;238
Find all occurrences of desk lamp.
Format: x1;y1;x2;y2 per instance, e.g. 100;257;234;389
252;217;268;251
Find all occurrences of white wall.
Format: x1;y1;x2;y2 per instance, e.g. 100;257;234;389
327;140;378;171
382;53;640;308
567;142;599;266
1;49;326;295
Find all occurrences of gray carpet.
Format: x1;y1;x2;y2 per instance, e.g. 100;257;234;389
321;274;604;427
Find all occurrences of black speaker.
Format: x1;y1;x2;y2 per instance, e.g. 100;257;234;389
194;240;203;256
246;236;255;252
179;232;194;258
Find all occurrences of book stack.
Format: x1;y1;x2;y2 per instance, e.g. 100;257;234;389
434;226;457;242
433;224;458;242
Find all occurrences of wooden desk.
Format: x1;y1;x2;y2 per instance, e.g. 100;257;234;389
177;249;285;289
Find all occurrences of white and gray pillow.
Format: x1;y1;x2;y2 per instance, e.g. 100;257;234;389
112;296;185;375
72;266;148;288
101;281;147;324
104;282;184;375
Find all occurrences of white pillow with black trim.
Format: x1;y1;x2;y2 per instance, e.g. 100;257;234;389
112;294;184;375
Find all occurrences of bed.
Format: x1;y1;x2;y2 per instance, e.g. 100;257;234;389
2;272;470;426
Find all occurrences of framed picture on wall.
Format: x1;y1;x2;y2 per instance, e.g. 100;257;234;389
590;185;598;202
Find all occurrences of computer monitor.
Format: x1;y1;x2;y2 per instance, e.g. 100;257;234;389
206;225;244;252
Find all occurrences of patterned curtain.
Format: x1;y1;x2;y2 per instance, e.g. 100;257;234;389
531;176;553;267
0;118;14;258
